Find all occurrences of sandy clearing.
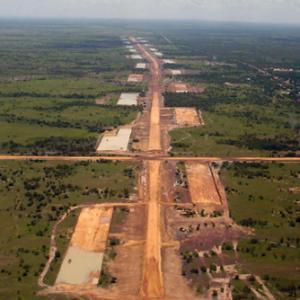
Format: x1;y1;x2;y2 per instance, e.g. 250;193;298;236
186;163;221;206
173;83;188;93
154;52;164;57
71;206;113;252
117;93;139;106
135;63;147;70
128;74;144;83
140;161;164;298
131;54;143;60
55;247;104;285
97;128;132;152
55;206;113;286
163;59;176;64
175;108;201;126
170;70;182;76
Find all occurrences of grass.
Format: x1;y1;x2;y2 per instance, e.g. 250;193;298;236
0;160;138;299
221;162;300;299
169;101;300;157
0;23;145;155
0;97;139;154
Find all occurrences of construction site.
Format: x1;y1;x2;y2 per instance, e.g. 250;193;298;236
28;36;285;300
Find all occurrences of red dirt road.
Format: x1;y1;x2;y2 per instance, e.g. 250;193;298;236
134;39;162;152
140;161;164;298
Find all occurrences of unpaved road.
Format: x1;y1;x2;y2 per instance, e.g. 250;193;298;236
140;161;164;298
37;37;282;300
134;39;162;152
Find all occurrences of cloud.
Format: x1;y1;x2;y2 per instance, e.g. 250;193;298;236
0;0;300;24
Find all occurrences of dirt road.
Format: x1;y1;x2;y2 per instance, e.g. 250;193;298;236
140;161;164;298
135;39;162;152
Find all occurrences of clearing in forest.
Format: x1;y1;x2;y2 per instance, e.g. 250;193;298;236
175;108;201;127
56;206;113;286
186;163;221;206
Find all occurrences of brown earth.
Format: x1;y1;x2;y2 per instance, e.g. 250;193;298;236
128;74;144;82
37;37;282;300
186;163;222;207
70;206;113;252
167;81;206;94
175;108;201;127
140;160;164;298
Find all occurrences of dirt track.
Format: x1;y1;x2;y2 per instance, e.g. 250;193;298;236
135;41;162;152
140;161;164;298
37;37;282;299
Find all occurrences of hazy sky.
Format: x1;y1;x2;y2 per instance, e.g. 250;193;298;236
1;0;300;24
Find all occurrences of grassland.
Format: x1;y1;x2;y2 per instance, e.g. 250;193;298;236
148;23;300;157
0;160;138;299
0;22;145;155
221;162;300;299
168;97;300;157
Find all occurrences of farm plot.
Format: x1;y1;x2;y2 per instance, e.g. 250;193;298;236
186;163;222;207
56;206;113;286
175;108;201;127
97;128;132;152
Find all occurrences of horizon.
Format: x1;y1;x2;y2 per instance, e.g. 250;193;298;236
1;0;300;25
1;16;300;27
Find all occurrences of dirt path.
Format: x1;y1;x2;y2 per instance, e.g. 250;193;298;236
140;161;164;298
134;40;162;152
36;37;292;300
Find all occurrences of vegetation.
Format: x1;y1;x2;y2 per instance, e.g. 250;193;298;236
0;22;144;155
150;23;300;156
221;162;300;299
0;160;137;299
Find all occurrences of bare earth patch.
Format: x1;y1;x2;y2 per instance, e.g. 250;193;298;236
128;74;144;83
55;206;112;286
175;108;201;127
186;163;221;206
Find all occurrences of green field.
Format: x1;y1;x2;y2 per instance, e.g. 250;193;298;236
152;23;300;157
0;160;138;299
221;162;300;299
0;23;146;155
0;96;139;155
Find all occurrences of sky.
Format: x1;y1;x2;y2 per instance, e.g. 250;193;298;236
1;0;300;24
